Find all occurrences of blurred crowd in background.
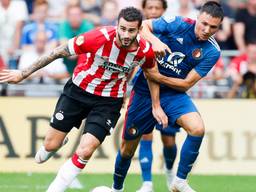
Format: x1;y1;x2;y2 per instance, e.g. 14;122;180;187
0;0;256;98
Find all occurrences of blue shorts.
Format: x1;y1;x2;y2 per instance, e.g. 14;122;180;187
123;90;198;140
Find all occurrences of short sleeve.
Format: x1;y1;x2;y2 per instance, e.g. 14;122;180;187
194;51;220;77
152;16;178;35
141;46;155;69
67;28;102;55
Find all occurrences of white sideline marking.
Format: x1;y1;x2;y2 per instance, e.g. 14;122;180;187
0;185;47;189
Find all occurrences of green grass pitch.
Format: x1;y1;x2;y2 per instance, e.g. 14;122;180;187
0;173;255;192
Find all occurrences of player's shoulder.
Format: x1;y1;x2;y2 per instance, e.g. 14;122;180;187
206;36;221;53
161;15;195;33
137;35;153;55
88;26;116;41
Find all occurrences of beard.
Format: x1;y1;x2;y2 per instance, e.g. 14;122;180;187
117;32;137;48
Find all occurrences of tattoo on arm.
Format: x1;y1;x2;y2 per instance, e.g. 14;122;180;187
21;44;71;79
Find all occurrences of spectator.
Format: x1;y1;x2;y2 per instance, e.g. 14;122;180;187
47;0;69;21
21;0;58;50
59;4;94;76
211;0;235;50
227;40;256;98
177;0;199;19
233;0;256;53
18;31;68;84
80;0;102;25
100;0;118;26
0;55;6;70
24;0;35;15
116;0;141;11
0;0;28;65
241;71;256;98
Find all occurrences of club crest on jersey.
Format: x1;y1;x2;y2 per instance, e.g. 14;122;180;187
76;35;84;46
128;127;138;136
192;48;202;60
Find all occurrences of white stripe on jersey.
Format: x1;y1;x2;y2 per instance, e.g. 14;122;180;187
208;37;220;51
100;28;110;41
101;79;117;97
100;41;120;97
73;46;103;86
117;75;127;98
125;50;139;68
68;38;75;55
109;40;120;64
143;41;150;53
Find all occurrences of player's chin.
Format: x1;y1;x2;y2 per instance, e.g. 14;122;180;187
122;42;131;47
200;35;210;41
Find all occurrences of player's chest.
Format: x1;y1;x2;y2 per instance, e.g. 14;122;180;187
165;34;205;66
94;50;143;73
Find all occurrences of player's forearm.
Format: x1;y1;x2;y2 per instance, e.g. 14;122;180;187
147;79;161;108
21;44;71;79
148;73;191;92
141;20;159;44
233;23;246;52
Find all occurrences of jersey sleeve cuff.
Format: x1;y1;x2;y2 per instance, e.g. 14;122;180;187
68;38;76;55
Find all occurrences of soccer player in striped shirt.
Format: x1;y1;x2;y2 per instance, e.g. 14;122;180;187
112;2;224;192
0;7;168;192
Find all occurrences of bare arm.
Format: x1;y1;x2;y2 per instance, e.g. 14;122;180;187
145;68;202;92
21;44;71;78
0;44;71;84
233;22;246;53
143;64;168;128
141;20;171;58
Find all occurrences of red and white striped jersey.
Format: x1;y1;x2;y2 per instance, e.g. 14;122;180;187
68;26;155;98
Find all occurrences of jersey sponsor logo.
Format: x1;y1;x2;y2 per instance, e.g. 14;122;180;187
157;52;185;75
76;35;84;46
192;48;202;60
101;56;132;73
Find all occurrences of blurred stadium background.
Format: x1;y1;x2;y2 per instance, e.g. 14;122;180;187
1;0;256;191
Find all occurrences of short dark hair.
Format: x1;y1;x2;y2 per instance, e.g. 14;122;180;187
200;1;224;21
118;7;143;27
142;0;168;10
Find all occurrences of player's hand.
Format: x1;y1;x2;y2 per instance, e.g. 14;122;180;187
152;105;168;128
0;69;23;84
152;40;171;59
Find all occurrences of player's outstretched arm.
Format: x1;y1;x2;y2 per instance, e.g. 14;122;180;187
0;44;71;84
141;20;171;58
146;68;202;92
144;64;168;128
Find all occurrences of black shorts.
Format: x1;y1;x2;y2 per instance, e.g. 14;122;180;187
50;79;123;143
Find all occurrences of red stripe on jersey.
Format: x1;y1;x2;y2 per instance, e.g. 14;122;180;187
102;39;114;57
116;48;128;66
80;66;105;90
110;74;124;97
108;49;129;97
94;72;119;96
